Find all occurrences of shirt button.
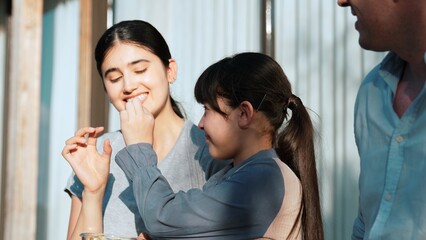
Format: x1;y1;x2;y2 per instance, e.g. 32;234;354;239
385;193;392;201
395;135;404;143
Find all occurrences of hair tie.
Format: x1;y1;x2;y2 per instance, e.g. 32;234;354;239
287;94;300;110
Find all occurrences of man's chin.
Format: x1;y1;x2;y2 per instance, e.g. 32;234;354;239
358;38;388;52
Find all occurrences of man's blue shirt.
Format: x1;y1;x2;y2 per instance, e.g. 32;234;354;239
352;52;426;239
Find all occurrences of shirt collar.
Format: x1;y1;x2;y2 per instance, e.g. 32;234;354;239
232;149;278;169
379;51;407;93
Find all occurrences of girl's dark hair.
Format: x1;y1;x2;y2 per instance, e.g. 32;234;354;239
94;20;184;118
194;52;324;240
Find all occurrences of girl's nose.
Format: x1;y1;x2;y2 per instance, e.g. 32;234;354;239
197;118;204;130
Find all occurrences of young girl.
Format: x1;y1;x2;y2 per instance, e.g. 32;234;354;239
64;52;324;239
63;20;228;239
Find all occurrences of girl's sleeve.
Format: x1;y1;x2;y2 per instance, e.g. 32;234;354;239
115;143;285;239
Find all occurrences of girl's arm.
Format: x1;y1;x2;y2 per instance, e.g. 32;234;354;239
116;144;289;239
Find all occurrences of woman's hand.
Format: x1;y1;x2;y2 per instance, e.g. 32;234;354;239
62;126;112;194
120;98;155;146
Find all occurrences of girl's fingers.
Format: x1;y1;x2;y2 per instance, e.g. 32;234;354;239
133;98;144;116
125;98;145;120
121;99;139;126
125;99;137;119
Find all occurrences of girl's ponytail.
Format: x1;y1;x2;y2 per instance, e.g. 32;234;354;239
276;95;323;240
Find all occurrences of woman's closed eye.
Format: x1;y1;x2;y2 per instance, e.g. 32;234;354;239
105;74;122;83
110;76;122;83
134;68;147;74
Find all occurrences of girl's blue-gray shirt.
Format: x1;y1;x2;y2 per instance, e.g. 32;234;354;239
65;121;229;237
116;145;303;239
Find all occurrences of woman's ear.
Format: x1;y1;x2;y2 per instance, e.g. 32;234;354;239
167;59;178;84
238;101;255;129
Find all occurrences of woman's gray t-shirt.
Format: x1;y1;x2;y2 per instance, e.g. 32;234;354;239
65;121;228;237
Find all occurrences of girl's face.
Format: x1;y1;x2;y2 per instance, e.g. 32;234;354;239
101;43;176;117
198;98;241;161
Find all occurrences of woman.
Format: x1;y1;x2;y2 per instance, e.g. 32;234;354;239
64;20;229;239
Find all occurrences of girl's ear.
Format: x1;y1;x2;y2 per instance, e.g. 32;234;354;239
238;101;255;129
167;59;178;84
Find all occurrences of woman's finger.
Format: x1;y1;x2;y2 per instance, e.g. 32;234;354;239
102;138;112;159
74;126;96;137
61;143;78;159
86;126;105;146
64;135;87;146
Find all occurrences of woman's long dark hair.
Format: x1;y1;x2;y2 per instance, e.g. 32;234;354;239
194;52;324;240
94;20;184;118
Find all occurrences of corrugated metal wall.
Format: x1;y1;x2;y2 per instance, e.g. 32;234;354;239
275;1;384;239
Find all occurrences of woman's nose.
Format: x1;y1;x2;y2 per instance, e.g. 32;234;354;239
123;76;138;93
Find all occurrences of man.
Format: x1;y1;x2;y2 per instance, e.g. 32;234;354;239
337;0;426;239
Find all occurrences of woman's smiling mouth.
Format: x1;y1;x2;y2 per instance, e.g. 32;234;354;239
126;93;148;103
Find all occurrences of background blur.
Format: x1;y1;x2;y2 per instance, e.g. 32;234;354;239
0;0;385;239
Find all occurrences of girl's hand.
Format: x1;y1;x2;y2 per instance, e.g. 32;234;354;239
120;98;155;146
61;126;112;194
138;232;152;240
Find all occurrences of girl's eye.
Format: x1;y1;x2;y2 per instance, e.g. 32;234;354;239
202;105;210;116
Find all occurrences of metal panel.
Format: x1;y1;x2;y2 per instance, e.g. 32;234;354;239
39;1;80;239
